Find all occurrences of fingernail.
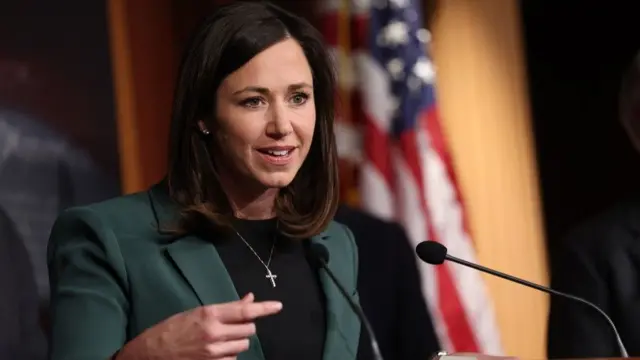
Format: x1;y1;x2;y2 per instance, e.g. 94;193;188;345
271;302;283;310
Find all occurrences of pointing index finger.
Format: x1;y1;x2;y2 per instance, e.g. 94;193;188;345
210;300;283;323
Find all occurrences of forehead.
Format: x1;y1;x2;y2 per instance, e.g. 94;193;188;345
221;38;312;90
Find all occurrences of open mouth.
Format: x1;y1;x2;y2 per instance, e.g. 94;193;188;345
257;146;296;156
258;149;292;157
256;146;296;164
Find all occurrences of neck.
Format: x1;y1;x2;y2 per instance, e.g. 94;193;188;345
218;173;278;220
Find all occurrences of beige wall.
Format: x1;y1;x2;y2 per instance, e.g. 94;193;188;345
430;0;549;358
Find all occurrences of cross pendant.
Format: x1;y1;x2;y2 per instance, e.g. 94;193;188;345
266;270;277;288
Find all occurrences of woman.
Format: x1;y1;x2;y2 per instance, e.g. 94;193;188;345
47;2;362;359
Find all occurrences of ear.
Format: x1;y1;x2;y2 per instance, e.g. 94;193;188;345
197;120;211;136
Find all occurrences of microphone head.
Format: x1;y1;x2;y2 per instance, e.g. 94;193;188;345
415;241;448;265
308;243;330;268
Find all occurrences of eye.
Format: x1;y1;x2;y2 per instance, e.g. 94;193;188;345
290;92;310;106
240;97;265;108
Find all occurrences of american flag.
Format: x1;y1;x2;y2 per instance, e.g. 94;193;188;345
321;0;503;354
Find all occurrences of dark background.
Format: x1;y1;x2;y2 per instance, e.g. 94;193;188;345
0;0;119;176
0;0;120;300
521;0;640;250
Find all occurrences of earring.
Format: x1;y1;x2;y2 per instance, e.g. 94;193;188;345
197;122;211;137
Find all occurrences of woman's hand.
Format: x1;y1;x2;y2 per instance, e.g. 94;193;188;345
117;293;281;359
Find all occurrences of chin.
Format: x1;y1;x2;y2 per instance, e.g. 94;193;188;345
256;172;297;189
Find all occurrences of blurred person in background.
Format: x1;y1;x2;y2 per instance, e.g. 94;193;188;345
547;50;640;358
335;204;441;360
0;0;120;329
0;8;120;357
0;58;119;321
0;206;46;360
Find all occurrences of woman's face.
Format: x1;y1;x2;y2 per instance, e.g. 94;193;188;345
212;38;316;191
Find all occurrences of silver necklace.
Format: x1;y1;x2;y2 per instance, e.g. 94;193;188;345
232;227;278;288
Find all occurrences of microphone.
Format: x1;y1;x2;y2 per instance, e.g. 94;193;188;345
415;240;629;358
308;243;384;360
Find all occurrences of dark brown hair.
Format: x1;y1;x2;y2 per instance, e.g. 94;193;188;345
166;0;339;239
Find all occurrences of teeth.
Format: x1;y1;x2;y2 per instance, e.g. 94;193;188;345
267;150;289;156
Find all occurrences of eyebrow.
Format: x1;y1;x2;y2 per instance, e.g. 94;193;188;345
232;82;313;95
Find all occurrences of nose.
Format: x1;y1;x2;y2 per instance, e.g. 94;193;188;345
266;101;293;138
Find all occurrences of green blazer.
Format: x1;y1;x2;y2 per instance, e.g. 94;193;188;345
47;183;361;360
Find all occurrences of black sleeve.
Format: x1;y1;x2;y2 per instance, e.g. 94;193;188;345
390;223;441;359
547;226;618;359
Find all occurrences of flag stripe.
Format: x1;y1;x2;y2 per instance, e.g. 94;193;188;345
322;0;503;353
397;125;477;350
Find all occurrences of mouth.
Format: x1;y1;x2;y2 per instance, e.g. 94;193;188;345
256;146;297;165
256;146;296;157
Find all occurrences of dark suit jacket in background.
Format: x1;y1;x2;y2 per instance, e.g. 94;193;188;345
0;207;46;360
0;110;119;301
547;198;640;358
336;205;441;360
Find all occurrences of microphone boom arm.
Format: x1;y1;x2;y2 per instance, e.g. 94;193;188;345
445;254;629;358
317;259;384;360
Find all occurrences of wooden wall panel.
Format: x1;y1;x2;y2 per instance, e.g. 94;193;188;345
108;0;176;193
431;0;548;358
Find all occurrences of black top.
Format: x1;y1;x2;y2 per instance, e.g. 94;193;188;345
214;218;326;360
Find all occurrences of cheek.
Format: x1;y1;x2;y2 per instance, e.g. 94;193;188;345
215;100;263;149
297;105;317;146
214;125;263;172
218;118;263;150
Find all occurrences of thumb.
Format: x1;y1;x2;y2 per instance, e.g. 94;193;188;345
241;292;255;303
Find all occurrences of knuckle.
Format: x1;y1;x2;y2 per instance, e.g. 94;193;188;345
205;343;220;357
241;305;252;319
211;306;222;318
204;321;223;341
202;305;219;319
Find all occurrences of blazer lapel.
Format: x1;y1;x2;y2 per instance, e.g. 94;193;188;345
149;183;265;360
164;238;265;360
164;235;239;305
311;232;361;360
148;182;359;359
